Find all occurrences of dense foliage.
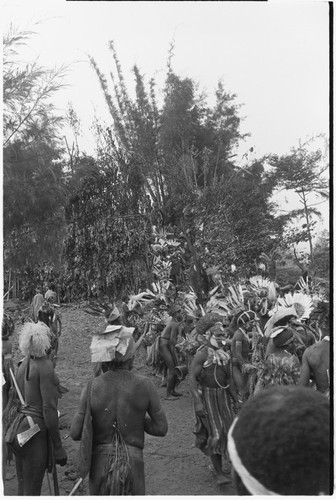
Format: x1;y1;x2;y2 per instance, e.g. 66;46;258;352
3;32;329;301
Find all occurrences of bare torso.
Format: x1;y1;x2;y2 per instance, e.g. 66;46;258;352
231;329;250;362
15;357;63;450
70;368;167;450
196;348;230;389
302;340;329;392
90;370;152;448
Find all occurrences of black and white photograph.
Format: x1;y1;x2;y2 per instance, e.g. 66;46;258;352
2;0;331;496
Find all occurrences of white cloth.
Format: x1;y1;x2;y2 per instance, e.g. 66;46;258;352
227;418;278;495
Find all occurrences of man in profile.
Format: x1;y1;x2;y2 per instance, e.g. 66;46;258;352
70;319;168;495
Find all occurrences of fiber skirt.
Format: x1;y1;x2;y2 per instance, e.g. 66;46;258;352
193;386;234;457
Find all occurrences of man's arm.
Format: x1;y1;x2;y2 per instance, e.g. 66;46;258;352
299;349;312;387
144;380;168;437
39;359;67;464
169;322;180;347
70;384;88;440
234;336;245;368
189;350;207;416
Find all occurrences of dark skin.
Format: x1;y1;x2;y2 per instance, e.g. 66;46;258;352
13;357;66;495
70;358;168;495
190;342;237;485
160;310;184;399
230;323;252;401
270;341;300;365
299;328;329;393
16;357;66;460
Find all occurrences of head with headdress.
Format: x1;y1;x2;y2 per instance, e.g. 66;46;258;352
19;322;51;358
90;323;143;372
271;326;296;352
205;322;228;348
236;310;259;332
169;304;183;321
228;386;330;495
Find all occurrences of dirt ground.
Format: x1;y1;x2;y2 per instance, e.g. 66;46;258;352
3;305;237;496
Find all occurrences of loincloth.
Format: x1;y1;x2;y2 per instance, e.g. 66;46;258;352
91;443;143;495
193;386;234;457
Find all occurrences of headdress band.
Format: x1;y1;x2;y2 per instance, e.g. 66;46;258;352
227;418;278;495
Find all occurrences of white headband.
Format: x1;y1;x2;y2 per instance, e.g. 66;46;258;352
227;418;278;495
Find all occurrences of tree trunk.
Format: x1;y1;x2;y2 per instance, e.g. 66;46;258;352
301;189;314;268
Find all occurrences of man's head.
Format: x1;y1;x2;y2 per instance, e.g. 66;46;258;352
228;386;330;495
236;310;259;331
101;336;136;372
19;322;51;358
271;326;296;352
206;322;227;348
38;301;55;327
169;304;183;322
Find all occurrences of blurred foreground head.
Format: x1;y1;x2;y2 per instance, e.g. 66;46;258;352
228;386;330;495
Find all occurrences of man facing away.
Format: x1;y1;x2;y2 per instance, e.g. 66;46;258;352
7;322;67;495
70;322;168;495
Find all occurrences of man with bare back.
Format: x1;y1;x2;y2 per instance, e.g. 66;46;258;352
299;303;330;397
70;324;168;495
7;322;67;495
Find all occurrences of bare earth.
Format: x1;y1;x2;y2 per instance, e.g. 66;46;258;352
4;305;236;496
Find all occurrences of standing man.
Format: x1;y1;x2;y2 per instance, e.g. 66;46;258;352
299;303;330;398
190;324;237;485
8;322;67;495
159;304;184;400
30;287;44;323
70;321;168;495
230;310;258;403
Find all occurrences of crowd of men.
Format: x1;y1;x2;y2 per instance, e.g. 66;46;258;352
2;278;331;496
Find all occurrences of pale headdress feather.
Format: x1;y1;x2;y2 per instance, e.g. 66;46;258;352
19;322;51;358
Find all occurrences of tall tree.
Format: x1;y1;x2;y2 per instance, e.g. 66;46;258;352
267;141;329;269
3;27;68;271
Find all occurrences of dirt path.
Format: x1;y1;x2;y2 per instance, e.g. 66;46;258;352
4;305;236;496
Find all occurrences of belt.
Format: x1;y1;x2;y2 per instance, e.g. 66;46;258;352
20;406;44;419
93;443;143;460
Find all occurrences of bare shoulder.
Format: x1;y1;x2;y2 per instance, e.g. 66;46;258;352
191;347;207;365
305;341;327;362
232;329;244;341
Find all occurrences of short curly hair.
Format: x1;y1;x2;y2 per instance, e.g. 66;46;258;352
231;386;330;495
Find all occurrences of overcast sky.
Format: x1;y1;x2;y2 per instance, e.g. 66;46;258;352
3;0;330;230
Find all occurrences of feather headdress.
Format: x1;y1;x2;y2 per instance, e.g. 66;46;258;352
277;292;314;321
19;322;51;358
264;305;298;337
